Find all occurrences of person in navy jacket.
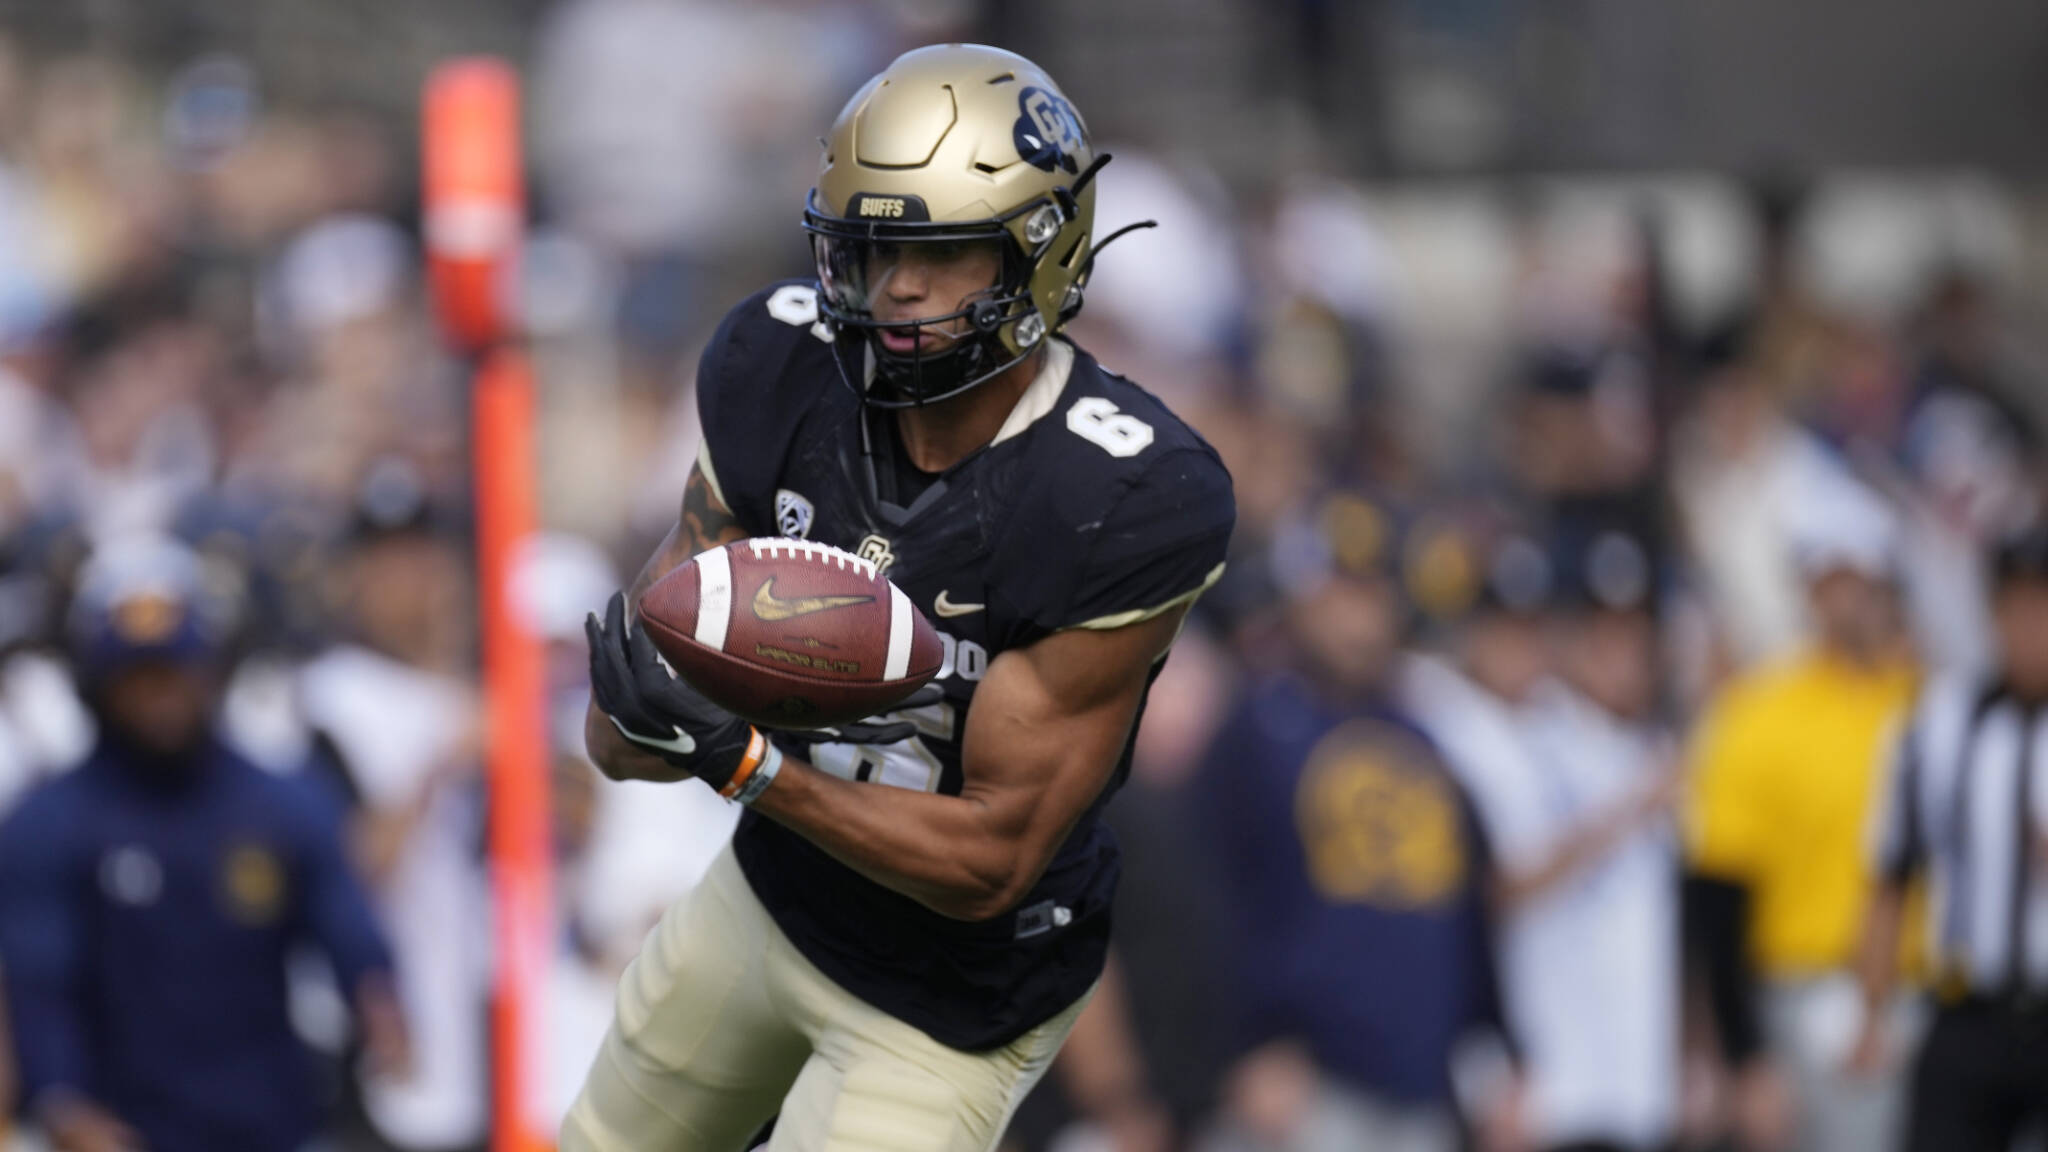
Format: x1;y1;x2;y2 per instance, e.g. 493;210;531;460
0;534;407;1152
1194;493;1519;1152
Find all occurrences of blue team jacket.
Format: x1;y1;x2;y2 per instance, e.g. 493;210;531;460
0;735;394;1152
1194;674;1508;1106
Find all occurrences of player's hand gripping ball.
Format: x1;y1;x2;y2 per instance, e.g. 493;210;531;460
584;584;935;790
638;538;944;728
586;591;761;788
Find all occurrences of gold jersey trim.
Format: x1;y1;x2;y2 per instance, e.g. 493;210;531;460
697;438;730;511
1066;561;1226;632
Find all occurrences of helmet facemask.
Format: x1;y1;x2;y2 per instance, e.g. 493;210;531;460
806;192;1067;409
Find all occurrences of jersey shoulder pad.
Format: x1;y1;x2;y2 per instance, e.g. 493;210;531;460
696;280;840;524
991;348;1236;636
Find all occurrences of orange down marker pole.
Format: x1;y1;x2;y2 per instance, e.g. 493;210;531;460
423;58;555;1152
471;347;553;1152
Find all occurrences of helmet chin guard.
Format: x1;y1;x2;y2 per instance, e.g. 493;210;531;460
827;316;1029;411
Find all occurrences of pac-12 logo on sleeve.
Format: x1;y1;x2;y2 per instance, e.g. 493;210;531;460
775;489;813;539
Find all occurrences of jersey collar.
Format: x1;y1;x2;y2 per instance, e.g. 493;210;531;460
989;339;1074;448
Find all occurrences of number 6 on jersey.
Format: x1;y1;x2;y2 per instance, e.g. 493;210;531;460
1067;396;1154;457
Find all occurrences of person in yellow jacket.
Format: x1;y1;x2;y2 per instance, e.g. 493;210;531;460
1684;483;1919;1152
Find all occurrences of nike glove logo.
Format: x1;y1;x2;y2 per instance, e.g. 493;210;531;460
933;590;984;618
752;578;874;621
610;715;698;756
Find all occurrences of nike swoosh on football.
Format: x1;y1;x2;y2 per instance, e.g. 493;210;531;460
751;578;875;622
933;590;985;618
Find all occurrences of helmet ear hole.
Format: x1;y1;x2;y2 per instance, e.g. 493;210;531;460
1023;205;1064;246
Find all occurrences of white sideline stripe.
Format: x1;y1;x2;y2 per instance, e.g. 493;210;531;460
696;546;733;650
884;583;913;681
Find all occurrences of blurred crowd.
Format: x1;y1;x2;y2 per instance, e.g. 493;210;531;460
0;3;2044;1152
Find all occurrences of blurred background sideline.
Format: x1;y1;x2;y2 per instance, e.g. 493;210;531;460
0;2;2043;1152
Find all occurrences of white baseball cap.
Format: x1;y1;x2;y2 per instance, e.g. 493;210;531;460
1782;465;1900;582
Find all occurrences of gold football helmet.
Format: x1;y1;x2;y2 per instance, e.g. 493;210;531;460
804;44;1125;407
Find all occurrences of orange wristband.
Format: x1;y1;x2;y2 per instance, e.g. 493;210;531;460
718;729;771;800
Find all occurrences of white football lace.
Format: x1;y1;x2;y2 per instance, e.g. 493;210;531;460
745;538;878;581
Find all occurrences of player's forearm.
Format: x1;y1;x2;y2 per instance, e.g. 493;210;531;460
1497;799;1643;909
750;756;1049;921
1854;880;1907;1014
749;625;1157;919
354;973;412;1082
1054;955;1154;1116
1684;872;1765;1066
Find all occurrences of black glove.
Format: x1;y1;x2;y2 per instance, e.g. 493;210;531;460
771;684;945;747
586;591;757;791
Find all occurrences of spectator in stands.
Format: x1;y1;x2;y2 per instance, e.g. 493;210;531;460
1671;326;1865;679
295;459;487;1152
1013;624;1239;1152
1409;523;1681;1152
1192;492;1518;1152
1684;480;1920;1152
0;534;405;1152
1891;274;2044;680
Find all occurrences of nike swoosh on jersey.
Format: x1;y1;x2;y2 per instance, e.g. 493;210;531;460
751;578;874;622
933;590;985;617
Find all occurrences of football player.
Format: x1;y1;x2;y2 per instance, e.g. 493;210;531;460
566;44;1235;1152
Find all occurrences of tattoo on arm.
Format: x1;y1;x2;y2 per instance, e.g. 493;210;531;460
627;465;748;605
682;467;748;553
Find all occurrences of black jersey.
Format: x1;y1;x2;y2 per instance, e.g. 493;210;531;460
695;281;1235;1050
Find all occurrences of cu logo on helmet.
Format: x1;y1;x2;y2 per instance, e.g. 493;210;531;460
1014;87;1081;174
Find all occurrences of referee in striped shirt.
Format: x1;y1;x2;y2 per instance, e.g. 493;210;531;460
1854;521;2048;1150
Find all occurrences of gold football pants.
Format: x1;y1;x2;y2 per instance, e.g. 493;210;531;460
561;845;1089;1152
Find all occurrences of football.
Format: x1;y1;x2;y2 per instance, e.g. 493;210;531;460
638;538;944;728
